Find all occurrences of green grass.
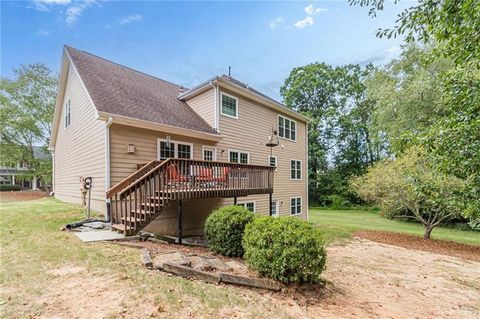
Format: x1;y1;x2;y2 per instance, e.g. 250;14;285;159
0;198;285;318
310;208;480;245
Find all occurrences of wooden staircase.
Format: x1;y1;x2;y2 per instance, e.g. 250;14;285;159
106;158;275;236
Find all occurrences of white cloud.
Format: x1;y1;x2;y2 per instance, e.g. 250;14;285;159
35;29;50;36
387;45;400;53
294;16;314;29
65;0;97;25
119;14;143;25
269;17;284;30
304;4;328;16
34;0;71;11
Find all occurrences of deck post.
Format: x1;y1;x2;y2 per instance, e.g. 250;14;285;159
234;196;237;205
269;192;273;216
177;200;183;245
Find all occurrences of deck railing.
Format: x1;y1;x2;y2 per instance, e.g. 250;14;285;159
107;158;275;235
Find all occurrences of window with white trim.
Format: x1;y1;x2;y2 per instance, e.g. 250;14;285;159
241;202;255;212
271;199;279;217
278;115;296;141
158;139;193;160
202;147;215;161
290;197;301;215
221;93;238;118
290;160;301;180
229;150;249;164
64;99;71;128
268;155;277;167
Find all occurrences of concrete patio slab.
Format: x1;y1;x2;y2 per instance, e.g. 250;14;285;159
74;230;126;243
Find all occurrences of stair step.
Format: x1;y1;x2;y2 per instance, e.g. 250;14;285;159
112;223;132;232
130;209;156;216
140;201;163;208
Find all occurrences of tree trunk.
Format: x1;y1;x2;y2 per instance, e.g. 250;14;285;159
423;225;433;239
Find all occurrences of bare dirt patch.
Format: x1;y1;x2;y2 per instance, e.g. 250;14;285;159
355;231;480;262
37;266;159;319
0;190;46;202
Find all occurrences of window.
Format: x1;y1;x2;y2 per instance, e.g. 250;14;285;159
270;200;279;217
229;150;249;164
290;160;302;180
221;93;238;118
290;197;302;215
64;99;71;128
268;155;277;167
159;141;175;159
202;147;216;161
177;144;192;159
157;139;193;160
241;202;255;212
278;115;296;141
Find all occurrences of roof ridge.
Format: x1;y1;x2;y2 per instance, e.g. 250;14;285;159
64;45;189;91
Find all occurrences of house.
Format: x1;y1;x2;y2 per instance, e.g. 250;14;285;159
0;147;50;190
49;46;309;239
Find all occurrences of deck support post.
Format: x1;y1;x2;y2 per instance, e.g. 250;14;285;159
177;200;183;245
269;192;273;216
234;196;237;205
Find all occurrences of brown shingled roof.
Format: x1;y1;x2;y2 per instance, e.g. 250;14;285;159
65;46;218;135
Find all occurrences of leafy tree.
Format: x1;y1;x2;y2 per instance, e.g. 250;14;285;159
281;63;381;205
351;147;466;239
0;64;57;193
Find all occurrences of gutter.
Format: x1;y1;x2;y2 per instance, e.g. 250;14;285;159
209;81;219;132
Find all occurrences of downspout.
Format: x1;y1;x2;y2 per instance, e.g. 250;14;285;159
305;123;309;221
105;116;113;222
50;149;55;196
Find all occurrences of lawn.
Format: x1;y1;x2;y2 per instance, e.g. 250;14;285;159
310;208;480;245
0;197;285;318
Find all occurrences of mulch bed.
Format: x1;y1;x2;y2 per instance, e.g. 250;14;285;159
355;231;480;262
0;190;46;202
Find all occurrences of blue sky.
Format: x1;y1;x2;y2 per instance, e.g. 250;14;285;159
1;0;413;100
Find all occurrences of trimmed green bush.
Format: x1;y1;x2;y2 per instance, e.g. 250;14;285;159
205;205;255;257
0;185;21;191
243;216;327;284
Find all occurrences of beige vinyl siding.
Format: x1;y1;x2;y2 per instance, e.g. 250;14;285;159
54;65;106;213
214;88;308;219
109;124;220;235
185;88;215;129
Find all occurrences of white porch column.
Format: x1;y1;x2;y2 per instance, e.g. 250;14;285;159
33;176;38;190
12;175;15;185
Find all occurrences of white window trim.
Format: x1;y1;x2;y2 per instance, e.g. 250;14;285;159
268;155;277;167
202;146;217;161
228;149;250;164
240;201;256;213
64;99;71;129
271;199;279;217
157;138;194;160
290;159;302;180
290;196;302;215
277;114;297;142
220;92;239;119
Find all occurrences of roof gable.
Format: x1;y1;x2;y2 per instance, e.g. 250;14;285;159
64;46;218;135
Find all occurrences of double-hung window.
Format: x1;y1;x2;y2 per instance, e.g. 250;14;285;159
268;155;277;167
241;202;255;212
290;160;301;180
64;99;71;128
221;93;238;118
270;200;279;217
202;147;215;161
278;115;296;141
290;197;302;215
229;150;249;164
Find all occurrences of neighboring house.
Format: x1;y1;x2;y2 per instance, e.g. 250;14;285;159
0;147;50;190
49;46;309;239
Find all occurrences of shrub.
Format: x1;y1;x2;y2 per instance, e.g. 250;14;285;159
205;205;255;257
0;185;21;191
243;216;327;284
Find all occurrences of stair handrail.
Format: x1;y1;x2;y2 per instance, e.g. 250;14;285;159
117;158;172;198
106;160;162;199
